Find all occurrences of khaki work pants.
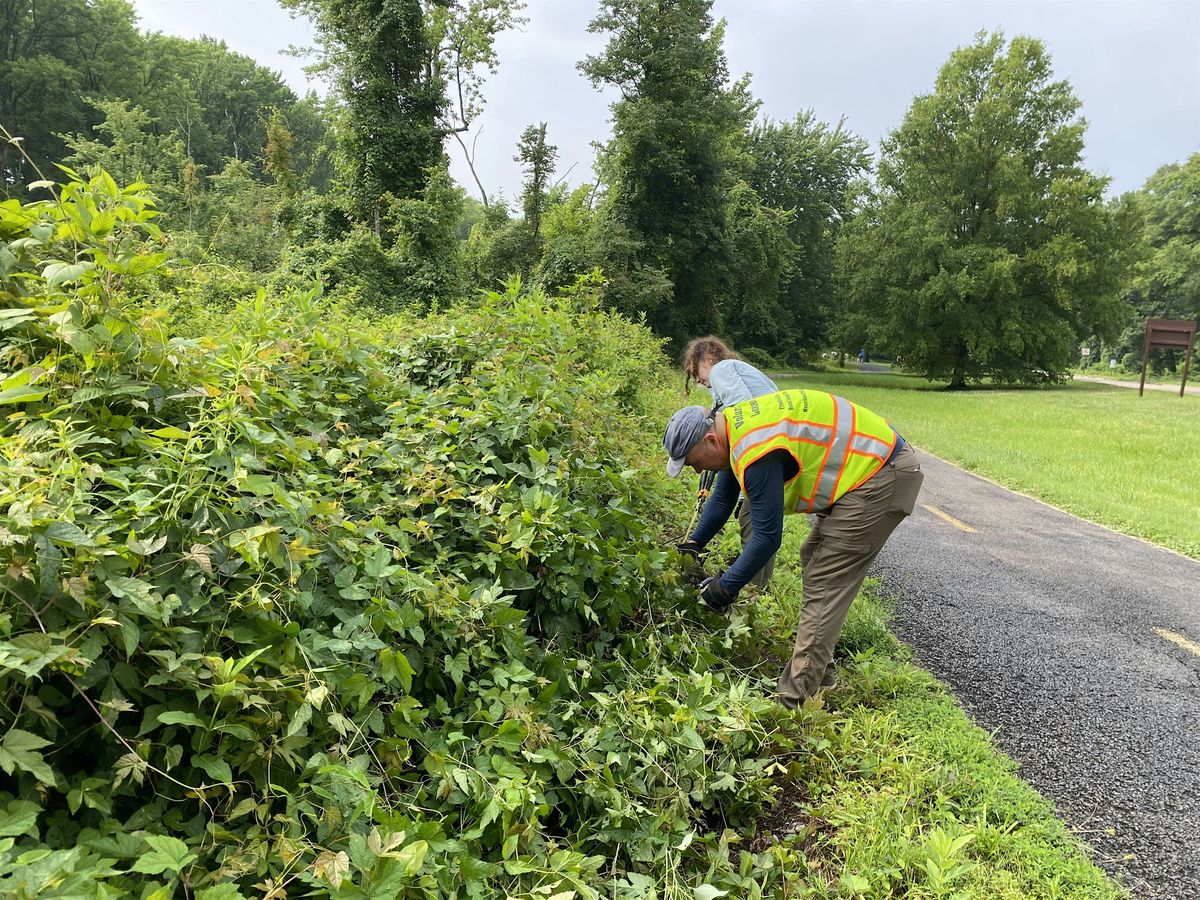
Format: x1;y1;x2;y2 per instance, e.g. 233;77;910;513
777;445;924;707
738;498;777;590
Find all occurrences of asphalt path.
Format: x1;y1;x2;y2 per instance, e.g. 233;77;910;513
871;451;1200;898
1074;375;1200;397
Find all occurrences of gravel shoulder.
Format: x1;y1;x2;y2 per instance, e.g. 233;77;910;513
872;450;1200;898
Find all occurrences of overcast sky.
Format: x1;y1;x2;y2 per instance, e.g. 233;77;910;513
131;0;1199;203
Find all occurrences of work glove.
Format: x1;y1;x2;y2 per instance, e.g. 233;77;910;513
676;539;707;585
698;573;736;612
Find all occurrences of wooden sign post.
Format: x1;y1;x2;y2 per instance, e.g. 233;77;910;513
1139;319;1197;397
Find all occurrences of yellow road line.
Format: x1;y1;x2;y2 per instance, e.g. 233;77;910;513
920;503;977;533
1154;627;1200;657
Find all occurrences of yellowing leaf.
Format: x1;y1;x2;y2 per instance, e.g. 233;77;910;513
312;850;350;887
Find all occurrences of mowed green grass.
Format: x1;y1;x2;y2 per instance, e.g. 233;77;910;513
772;371;1200;559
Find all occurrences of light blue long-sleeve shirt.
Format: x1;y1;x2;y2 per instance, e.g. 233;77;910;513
707;359;778;409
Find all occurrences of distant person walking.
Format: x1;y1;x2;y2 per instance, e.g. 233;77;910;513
679;337;778;589
663;389;924;705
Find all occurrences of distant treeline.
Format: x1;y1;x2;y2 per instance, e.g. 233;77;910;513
2;0;1195;380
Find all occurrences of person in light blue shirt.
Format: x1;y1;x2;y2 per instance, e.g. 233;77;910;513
680;336;778;588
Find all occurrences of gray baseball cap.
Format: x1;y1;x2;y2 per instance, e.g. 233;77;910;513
663;406;714;477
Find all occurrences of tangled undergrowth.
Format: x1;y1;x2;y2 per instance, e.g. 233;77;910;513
1;170;1124;900
0;171;809;898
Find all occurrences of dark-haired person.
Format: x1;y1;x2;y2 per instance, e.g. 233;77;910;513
678;336;778;588
663;390;923;706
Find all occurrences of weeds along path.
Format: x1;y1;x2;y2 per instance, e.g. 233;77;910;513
873;450;1200;898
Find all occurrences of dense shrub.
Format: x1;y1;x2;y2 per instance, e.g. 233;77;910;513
1;171;801;897
270;227;406;311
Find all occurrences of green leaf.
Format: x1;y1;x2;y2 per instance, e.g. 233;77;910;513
196;886;247;900
694;887;728;900
0;729;55;785
105;576;161;618
130;834;196;875
42;261;93;288
0;385;47;406
45;521;90;546
194;754;233;784
285;703;312;738
0;799;41;838
396;839;427;875
156;711;208;729
674;726;705;751
380;648;414;692
150;426;190;440
71;385;109;404
0;308;36;330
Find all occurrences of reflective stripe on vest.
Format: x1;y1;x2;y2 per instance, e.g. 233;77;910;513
725;390;896;514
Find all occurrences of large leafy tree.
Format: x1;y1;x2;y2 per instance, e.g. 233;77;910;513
284;0;447;224
581;0;756;347
136;35;302;175
515;122;556;240
836;32;1139;387
285;0;523;220
1114;154;1200;368
724;113;869;360
0;0;140;191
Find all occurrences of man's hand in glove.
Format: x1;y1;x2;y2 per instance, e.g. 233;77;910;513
698;573;736;612
676;540;706;584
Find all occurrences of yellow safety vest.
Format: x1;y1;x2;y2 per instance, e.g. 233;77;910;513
724;389;897;514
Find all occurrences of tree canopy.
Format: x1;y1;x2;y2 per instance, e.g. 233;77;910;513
836;32;1140;386
582;0;757;347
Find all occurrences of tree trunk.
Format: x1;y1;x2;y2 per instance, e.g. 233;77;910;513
949;340;968;389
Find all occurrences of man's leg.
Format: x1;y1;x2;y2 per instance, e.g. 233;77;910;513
777;449;922;706
738;498;778;590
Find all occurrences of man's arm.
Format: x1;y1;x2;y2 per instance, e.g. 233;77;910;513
688;468;740;547
718;453;784;594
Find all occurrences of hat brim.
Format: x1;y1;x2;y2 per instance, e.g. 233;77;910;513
667;456;686;478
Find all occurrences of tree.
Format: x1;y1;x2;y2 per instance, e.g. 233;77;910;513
285;0;524;216
427;0;527;206
836;32;1140;387
263;108;299;196
0;0;141;192
60;99;190;221
1113;154;1200;370
283;0;448;223
137;35;301;173
515;123;556;239
725;113;869;361
387;163;466;309
581;0;756;347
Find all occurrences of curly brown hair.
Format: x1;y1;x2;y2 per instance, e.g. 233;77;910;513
681;336;736;393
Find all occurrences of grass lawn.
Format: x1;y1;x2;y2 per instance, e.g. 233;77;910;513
770;371;1200;559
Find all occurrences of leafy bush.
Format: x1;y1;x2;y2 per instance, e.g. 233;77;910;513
270;227;406;312
1;170;803;897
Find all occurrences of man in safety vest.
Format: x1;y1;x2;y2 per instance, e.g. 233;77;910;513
663;389;924;706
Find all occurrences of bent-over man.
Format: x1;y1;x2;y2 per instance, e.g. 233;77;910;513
663;389;924;706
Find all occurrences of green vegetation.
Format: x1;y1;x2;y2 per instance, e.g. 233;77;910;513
835;33;1140;388
0;167;1124;897
775;371;1200;558
1;0;1189;894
